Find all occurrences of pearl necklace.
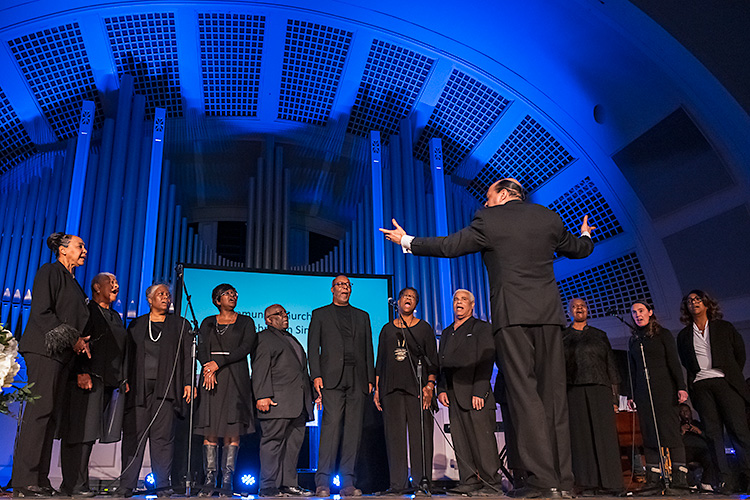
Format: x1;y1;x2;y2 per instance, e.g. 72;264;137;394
148;318;162;342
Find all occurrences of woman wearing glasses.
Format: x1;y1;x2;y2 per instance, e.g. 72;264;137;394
676;290;750;494
196;284;257;496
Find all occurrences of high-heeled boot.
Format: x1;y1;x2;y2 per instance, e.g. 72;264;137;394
220;445;239;497
199;444;218;497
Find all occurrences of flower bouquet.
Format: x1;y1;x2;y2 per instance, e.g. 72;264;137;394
0;325;38;415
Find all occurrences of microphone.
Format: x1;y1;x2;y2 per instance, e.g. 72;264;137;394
388;297;398;308
605;307;619;316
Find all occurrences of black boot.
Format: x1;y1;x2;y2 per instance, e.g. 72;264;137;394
669;464;690;490
636;464;663;495
220;445;239;497
199;444;218;497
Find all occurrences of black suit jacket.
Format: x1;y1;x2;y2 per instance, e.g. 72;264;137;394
677;319;750;403
411;200;593;327
438;317;496;411
307;303;375;393
253;326;314;421
77;301;128;387
19;260;90;362
126;313;191;407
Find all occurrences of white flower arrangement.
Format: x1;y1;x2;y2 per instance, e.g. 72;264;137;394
0;325;38;415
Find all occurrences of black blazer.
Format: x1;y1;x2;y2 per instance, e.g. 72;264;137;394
307;303;375;393
198;314;257;415
78;301;128;387
126;313;192;407
19;260;90;362
252;326;314;421
677;319;750;403
438;317;495;411
411;200;593;327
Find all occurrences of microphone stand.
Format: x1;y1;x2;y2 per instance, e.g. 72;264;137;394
610;310;670;494
389;300;432;497
177;265;201;497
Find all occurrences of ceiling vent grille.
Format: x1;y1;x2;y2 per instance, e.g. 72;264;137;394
414;70;509;174
467;115;574;201
105;12;183;118
346;39;434;141
549;176;623;244
199;12;265;117
8;23;103;140
557;252;652;320
278;19;352;125
0;87;37;174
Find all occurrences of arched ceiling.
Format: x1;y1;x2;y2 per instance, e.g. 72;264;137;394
1;0;749;335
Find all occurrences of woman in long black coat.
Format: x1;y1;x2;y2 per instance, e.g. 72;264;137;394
629;300;689;488
118;283;193;497
562;298;622;495
12;232;91;498
60;272;128;496
195;284;257;496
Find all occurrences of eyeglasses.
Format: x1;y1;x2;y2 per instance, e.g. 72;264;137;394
401;294;418;300
687;297;703;304
267;310;288;318
333;282;352;289
221;290;238;298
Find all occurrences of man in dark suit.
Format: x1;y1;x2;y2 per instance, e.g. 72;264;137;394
254;304;315;497
676;289;750;494
308;275;375;497
437;289;502;495
381;178;595;497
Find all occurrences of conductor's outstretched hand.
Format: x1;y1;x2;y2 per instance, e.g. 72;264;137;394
379;218;407;245
581;215;597;235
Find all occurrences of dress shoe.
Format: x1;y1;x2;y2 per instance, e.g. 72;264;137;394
546;488;574;499
505;486;543;499
314;487;330;497
156;488;173;498
280;486;314;497
339;487;362;497
717;481;735;495
13;486;49;498
258;488;285;497
376;488;403;496
67;489;96;498
447;484;482;496
473;485;504;496
111;487;133;498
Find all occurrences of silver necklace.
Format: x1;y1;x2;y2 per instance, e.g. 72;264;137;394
216;322;230;336
148;318;162;342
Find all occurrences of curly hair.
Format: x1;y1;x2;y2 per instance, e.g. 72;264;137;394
679;289;723;325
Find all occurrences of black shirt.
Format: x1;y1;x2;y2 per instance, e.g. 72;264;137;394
562;324;620;387
335;304;356;365
145;320;163;380
376;320;438;396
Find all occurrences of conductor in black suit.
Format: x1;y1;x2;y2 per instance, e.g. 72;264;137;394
308;275;375;497
253;304;315;497
438;289;502;495
381;178;595;497
676;290;750;494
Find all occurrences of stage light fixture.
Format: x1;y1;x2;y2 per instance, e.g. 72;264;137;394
332;474;340;487
145;472;156;485
241;474;256;486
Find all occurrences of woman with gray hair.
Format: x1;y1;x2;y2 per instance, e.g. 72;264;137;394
12;232;91;498
117;283;193;498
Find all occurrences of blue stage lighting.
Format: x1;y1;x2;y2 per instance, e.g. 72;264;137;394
241;474;256;486
332;475;340;487
145;472;156;485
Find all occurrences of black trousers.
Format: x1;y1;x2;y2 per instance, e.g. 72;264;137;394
120;380;176;490
692;377;750;481
60;441;94;492
12;353;69;489
259;413;307;491
382;390;434;490
316;366;365;489
447;389;502;487
494;325;573;490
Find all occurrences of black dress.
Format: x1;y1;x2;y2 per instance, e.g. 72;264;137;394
562;325;622;491
195;314;257;436
628;325;687;452
375;320;439;490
